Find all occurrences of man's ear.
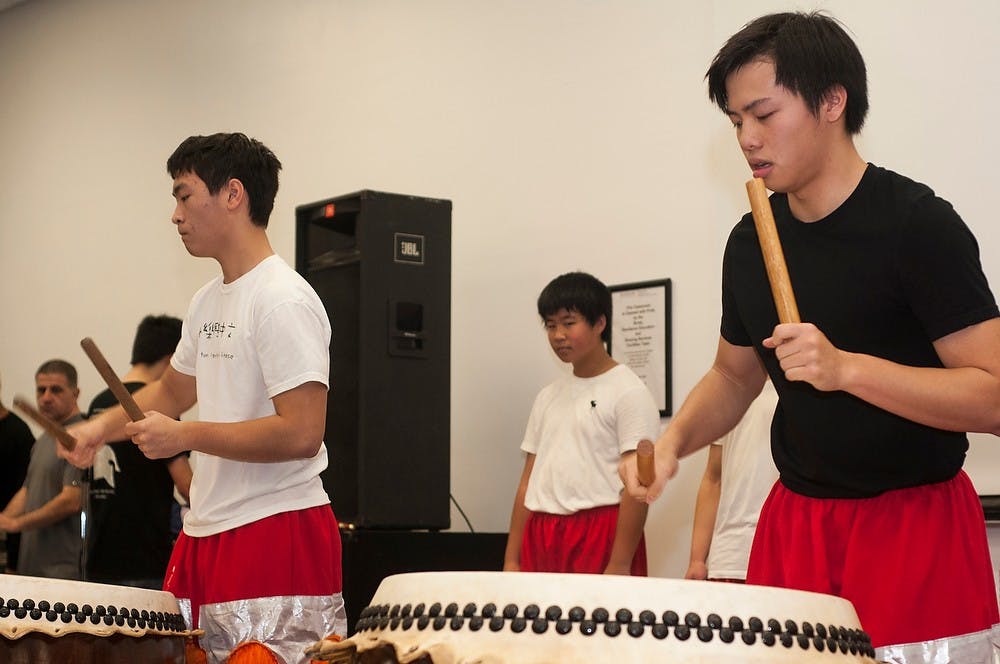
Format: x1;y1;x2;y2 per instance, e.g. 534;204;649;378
594;314;607;335
225;178;246;210
821;84;848;124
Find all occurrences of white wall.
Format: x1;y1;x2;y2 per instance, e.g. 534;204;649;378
1;0;998;580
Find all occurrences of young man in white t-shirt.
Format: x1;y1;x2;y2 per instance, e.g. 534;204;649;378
64;133;344;662
504;271;660;576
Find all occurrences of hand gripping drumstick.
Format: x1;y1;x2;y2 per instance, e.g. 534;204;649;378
12;396;77;451
636;439;655;488
80;337;145;422
745;178;801;324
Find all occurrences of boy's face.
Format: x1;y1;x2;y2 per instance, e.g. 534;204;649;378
724;58;831;196
171;171;231;258
544;308;605;366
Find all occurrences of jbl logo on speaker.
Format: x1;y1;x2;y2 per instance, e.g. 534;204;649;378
394;233;425;264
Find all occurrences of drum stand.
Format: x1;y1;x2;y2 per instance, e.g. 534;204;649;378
79;467;91;581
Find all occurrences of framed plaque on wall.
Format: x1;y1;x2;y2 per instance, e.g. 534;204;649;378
608;278;672;416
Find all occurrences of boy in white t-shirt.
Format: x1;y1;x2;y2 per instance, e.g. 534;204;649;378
504;272;660;575
64;133;344;662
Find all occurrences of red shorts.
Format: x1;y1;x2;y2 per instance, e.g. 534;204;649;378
747;471;999;648
520;504;647;575
164;504;343;628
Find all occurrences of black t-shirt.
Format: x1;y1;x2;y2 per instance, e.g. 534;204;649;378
721;164;998;498
0;410;34;505
86;383;183;583
0;409;34;570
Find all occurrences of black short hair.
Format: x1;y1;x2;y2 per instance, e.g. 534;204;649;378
706;11;868;134
131;315;183;365
36;359;78;388
537;271;612;343
166;132;282;227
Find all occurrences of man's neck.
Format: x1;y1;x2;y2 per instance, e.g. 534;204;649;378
123;365;156;385
573;350;617;378
787;142;868;223
217;227;275;283
123;356;172;384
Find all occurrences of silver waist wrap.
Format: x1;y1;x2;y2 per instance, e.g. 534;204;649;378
180;593;347;664
876;623;1000;664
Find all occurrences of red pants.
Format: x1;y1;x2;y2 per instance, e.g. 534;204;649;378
747;471;998;648
521;504;647;575
164;504;343;628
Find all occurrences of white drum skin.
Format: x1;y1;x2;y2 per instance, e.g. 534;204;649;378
309;571;880;663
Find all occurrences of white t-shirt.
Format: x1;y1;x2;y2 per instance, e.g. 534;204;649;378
521;364;661;515
171;254;332;537
707;380;779;580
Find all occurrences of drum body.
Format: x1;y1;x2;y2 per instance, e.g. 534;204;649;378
0;574;188;664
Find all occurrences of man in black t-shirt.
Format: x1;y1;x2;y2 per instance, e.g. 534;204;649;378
0;372;34;572
86;315;192;589
621;11;1000;662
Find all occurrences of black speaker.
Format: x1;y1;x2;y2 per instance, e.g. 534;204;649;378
296;190;451;530
340;529;507;633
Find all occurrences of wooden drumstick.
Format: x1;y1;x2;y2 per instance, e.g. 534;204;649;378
12;396;77;451
636;439;655;488
746;178;801;324
80;337;145;422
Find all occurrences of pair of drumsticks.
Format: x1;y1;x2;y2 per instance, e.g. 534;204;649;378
13;338;145;453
